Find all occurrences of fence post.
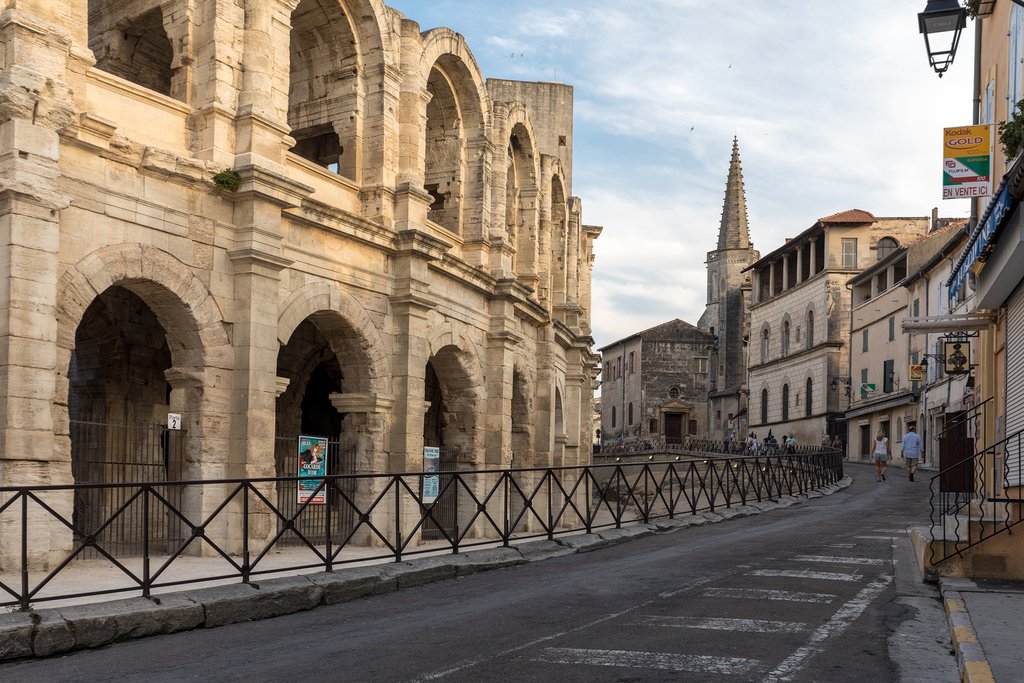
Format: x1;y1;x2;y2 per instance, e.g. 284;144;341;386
394;476;402;562
242;483;250;585
325;476;333;572
547;469;554;540
20;492;28;611
142;485;151;598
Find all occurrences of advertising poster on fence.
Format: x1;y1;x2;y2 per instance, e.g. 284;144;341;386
943;125;992;200
297;435;328;504
423;446;440;504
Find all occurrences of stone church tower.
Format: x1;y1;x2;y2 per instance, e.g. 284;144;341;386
698;139;759;440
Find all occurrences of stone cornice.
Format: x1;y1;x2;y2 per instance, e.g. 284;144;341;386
289;198;396;253
393;229;452;261
329;392;395;414
226;247;294;272
224;165;313;209
748;342;843;372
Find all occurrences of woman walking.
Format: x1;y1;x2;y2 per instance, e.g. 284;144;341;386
872;430;890;482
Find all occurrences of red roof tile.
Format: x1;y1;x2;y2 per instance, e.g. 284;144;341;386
819;209;876;224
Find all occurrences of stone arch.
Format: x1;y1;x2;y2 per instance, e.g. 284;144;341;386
54;244;232;533
760;324;771;364
56;244;229;377
425;324;485;465
781;378;791;423
511;362;535;466
545;158;569;308
497;110;540;287
277;282;390;397
410;29;491;240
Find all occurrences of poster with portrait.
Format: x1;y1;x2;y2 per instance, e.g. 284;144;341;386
297;435;329;505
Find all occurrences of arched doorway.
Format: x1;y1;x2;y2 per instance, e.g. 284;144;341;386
68;286;185;557
275;318;358;547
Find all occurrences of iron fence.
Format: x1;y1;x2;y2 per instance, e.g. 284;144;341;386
928;427;1024;568
0;450;843;610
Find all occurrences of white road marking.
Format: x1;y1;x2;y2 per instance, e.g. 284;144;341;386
854;535;898;540
634;615;808;634
749;569;861;582
533;647;759;675
795;554;886;566
702;587;835;603
408;576;716;682
763;574;893;682
823;543;856;548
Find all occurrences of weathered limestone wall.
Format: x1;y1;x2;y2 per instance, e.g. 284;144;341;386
0;0;599;568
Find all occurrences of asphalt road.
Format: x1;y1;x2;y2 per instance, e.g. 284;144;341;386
1;462;959;682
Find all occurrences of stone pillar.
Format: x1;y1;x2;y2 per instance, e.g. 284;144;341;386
225;167;307;552
330;393;393;546
517;187;540;293
461;137;494;269
782;255;789;291
809;238;817;276
0;4;76;571
796;247;804;284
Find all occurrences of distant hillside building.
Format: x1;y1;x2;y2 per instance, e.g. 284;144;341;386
698;139;760;441
599;319;715;447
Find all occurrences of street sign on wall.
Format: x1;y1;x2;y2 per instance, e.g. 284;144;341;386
943;125;993;200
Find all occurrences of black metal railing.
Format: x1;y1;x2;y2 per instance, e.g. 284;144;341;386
929;427;1024;568
0;451;842;610
597;435;831;457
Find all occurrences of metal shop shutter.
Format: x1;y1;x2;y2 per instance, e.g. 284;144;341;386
1005;285;1024;484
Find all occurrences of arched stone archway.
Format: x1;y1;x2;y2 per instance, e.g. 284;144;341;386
55;244;231;557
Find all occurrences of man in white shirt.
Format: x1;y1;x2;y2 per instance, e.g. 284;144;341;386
901;424;924;481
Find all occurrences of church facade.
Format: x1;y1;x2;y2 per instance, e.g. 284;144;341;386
0;0;599;566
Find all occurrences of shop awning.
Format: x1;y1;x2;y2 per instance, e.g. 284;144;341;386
901;312;996;332
845;392;917;420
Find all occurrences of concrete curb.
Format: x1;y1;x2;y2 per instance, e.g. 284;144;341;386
0;476;850;661
942;589;997;683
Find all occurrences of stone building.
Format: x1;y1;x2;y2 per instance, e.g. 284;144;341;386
0;0;599;566
599;319;714;447
745;210;929;446
698;139;759;440
846;223;965;460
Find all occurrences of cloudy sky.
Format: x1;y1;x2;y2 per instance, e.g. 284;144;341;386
386;1;975;348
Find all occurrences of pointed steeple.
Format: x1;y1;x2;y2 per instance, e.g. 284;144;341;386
717;137;752;251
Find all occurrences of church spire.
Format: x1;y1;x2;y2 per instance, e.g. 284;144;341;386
717;137;752;251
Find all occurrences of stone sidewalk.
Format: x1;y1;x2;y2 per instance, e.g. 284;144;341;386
939;578;1024;683
0;482;848;661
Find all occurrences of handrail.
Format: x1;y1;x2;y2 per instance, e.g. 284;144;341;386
0;450;843;610
928;426;1024;568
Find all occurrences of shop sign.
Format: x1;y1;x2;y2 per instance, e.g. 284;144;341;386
943;125;993;199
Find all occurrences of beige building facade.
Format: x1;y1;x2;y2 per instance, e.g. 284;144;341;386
0;0;599;567
746;210;929;446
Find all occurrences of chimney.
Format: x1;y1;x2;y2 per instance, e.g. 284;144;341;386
931;207;938;232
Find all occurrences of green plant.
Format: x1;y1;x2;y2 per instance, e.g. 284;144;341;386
212;169;241;192
964;0;979;19
998;99;1024;160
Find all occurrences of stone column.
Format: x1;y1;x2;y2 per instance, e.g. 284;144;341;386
330;393;393;547
225;167;307;552
796;247;804;284
782;255;789;291
461;136;494;269
0;4;75;571
809;238;817;276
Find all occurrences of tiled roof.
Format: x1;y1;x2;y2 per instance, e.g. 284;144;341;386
819;209;876;224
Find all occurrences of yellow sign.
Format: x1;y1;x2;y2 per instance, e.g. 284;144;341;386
943;125;993;200
908;364;925;382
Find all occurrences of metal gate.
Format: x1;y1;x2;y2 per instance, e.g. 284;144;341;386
70;420;186;559
274;436;356;547
421;446;460;541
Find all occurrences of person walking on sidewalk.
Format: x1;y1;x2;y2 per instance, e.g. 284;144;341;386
872;430;890;482
902;424;924;481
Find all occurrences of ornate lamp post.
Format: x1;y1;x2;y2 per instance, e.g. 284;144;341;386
918;0;967;77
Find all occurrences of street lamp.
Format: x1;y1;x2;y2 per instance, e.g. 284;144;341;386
918;0;967;77
830;376;852;397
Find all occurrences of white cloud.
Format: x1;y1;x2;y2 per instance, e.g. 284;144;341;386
387;0;975;347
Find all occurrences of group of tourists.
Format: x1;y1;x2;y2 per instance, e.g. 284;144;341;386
870;425;924;482
740;432;798;455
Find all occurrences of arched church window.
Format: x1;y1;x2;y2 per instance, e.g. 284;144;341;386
761;388;769;424
782;384;790;421
762;327;770;363
782;318;791;357
807;309;815;348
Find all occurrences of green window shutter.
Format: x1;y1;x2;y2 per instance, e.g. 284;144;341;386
861;368;868;385
913;298;920;317
862;330;869;352
888;316;895;341
883;359;894;393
